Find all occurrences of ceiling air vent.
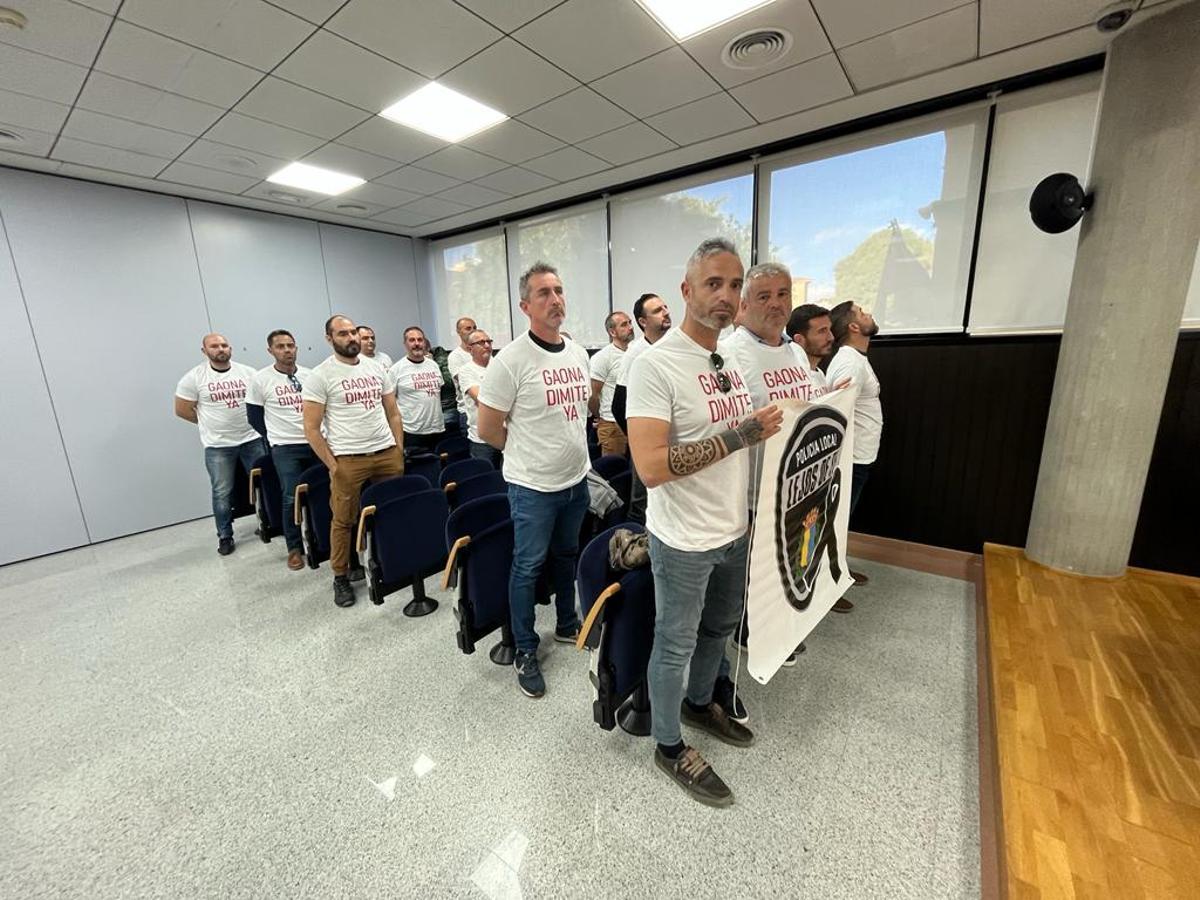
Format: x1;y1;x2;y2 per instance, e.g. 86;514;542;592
721;28;792;70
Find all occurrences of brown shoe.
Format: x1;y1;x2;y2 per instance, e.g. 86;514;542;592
681;701;754;748
833;596;854;613
287;550;304;571
654;746;733;808
851;570;869;585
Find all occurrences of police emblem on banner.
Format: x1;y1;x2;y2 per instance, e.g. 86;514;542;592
774;407;847;611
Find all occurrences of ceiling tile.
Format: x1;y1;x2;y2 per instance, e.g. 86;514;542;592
311;196;392;218
335;181;422;208
645;92;756;145
518;87;633;144
94;22;262;107
52;139;169;177
204;112;328;158
234;77;371;138
730;54;852;122
76;73;226;135
75;0;121;12
0;89;71;134
522;146;607;181
375;166;462;195
119;0;314;70
591;47;722;119
326;0;501;78
513;0;672;82
0;0;111;66
578;121;676;165
417;145;508;181
241;181;325;207
267;0;345;24
300;143;401;180
157;161;260;193
813;0;970;47
338;117;448;163
682;0;833;89
978;0;1094;55
0;124;57;157
176;139;287;177
435;182;510;207
838;3;977;91
371;206;435;227
474;165;555;195
461;119;563;165
274;31;428;113
455;0;564;33
0;43;89;104
62;108;194;158
400;195;471;219
439;37;579;116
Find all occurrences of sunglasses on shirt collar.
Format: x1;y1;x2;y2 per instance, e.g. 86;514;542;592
287;373;302;392
709;352;732;394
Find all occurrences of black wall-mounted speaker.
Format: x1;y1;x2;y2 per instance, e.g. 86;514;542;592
1029;173;1093;234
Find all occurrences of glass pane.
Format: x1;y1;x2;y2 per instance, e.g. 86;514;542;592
435;230;511;346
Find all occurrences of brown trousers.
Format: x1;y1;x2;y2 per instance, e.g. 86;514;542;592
595;419;627;457
329;446;404;574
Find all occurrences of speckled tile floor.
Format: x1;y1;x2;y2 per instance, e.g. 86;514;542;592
0;518;980;899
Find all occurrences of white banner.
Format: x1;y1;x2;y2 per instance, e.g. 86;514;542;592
745;387;857;683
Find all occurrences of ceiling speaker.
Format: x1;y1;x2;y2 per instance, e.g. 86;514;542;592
722;29;792;70
1029;172;1092;234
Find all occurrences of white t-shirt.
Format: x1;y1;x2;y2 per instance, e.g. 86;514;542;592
448;346;471;415
247;364;313;446
615;337;650;388
301;355;396;456
175;361;260;448
457;359;488;443
826;345;882;464
478;332;590;492
804;356;829;390
588;343;626;422
626;328;754;552
366;351;393;370
389;356;445;435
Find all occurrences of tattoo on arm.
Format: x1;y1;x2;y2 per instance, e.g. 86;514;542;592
666;436;726;476
720;416;766;453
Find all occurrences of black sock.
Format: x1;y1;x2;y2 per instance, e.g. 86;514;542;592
658;741;686;759
684;698;708;714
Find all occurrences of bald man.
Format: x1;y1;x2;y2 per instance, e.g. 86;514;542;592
175;333;267;556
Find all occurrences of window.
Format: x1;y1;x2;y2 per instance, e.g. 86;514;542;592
433;228;511;346
610;167;753;324
759;109;987;333
506;204;610;346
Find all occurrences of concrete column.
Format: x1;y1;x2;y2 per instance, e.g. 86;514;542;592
1025;0;1200;576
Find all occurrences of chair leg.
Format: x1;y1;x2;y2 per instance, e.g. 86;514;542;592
489;620;515;666
617;681;652;737
403;573;438;617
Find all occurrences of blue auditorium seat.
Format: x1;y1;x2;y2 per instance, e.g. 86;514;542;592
357;487;449;616
248;452;283;543
404;452;441;489
453;470;507;508
435;434;471;465
591;453;629;482
440;457;492;491
443;495;514;665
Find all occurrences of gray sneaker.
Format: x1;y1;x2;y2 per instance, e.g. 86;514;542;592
654;746;733;808
681;701;755;748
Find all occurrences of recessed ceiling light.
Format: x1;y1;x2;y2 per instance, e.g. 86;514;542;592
266;162;365;196
635;0;778;41
378;82;507;143
0;129;22;143
336;203;369;213
268;190;306;203
0;7;28;30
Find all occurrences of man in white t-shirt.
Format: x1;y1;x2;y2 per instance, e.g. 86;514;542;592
626;238;782;808
389;325;445;453
478;263;591;700
357;325;393;370
457;329;501;468
446;316;477;432
302;315;406;608
246;329;317;570
588;310;633;456
174;333;267;556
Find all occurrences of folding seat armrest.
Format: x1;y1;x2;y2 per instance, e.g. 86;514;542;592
443;482;456;495
576;583;621;651
356;505;377;553
293;483;307;525
442;535;470;590
249;467;261;504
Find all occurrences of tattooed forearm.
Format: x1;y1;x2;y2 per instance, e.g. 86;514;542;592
720;416;766;452
667;436;726;476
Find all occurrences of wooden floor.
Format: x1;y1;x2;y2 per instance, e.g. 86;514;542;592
983;545;1200;899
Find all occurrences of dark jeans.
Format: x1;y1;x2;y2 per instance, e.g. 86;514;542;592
405;431;444;453
507;480;589;653
204;437;268;539
470;440;502;468
850;463;871;516
271;443;318;552
628;466;647;525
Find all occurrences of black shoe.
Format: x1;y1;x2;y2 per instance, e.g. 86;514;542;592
781;642;806;668
217;537;235;556
333;575;356;608
514;651;545;698
654;746;733;808
681;700;754;747
348;565;366;583
711;676;750;726
553;625;580;644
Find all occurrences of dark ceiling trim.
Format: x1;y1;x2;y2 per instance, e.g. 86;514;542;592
424;53;1105;243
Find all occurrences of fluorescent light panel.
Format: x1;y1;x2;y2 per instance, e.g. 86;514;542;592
378;82;507;143
636;0;778;40
266;162;364;196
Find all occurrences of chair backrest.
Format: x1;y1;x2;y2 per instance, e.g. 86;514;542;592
606;471;633;523
440;456;492;489
587;440;601;461
405;454;441;489
361;474;429;509
297;463;332;555
372;489;450;584
462;518;514;634
592;453;629;481
446;494;511;547
251;452;283;529
436;434;471;464
453;470;507;508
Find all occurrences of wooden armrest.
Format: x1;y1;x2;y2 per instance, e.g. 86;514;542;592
248;467;261;504
443;482;457;494
356;504;377;553
440;452;449;463
293;483;307;525
576;582;621;651
441;535;470;590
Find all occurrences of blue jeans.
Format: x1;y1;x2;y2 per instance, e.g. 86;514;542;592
648;531;749;746
850;463;871;516
203;438;268;539
470;440;501;468
508;480;589;653
271;443;318;551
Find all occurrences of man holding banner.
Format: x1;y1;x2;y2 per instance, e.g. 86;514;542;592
627;238;782;808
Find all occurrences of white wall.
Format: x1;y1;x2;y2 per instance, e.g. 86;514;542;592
0;167;427;564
